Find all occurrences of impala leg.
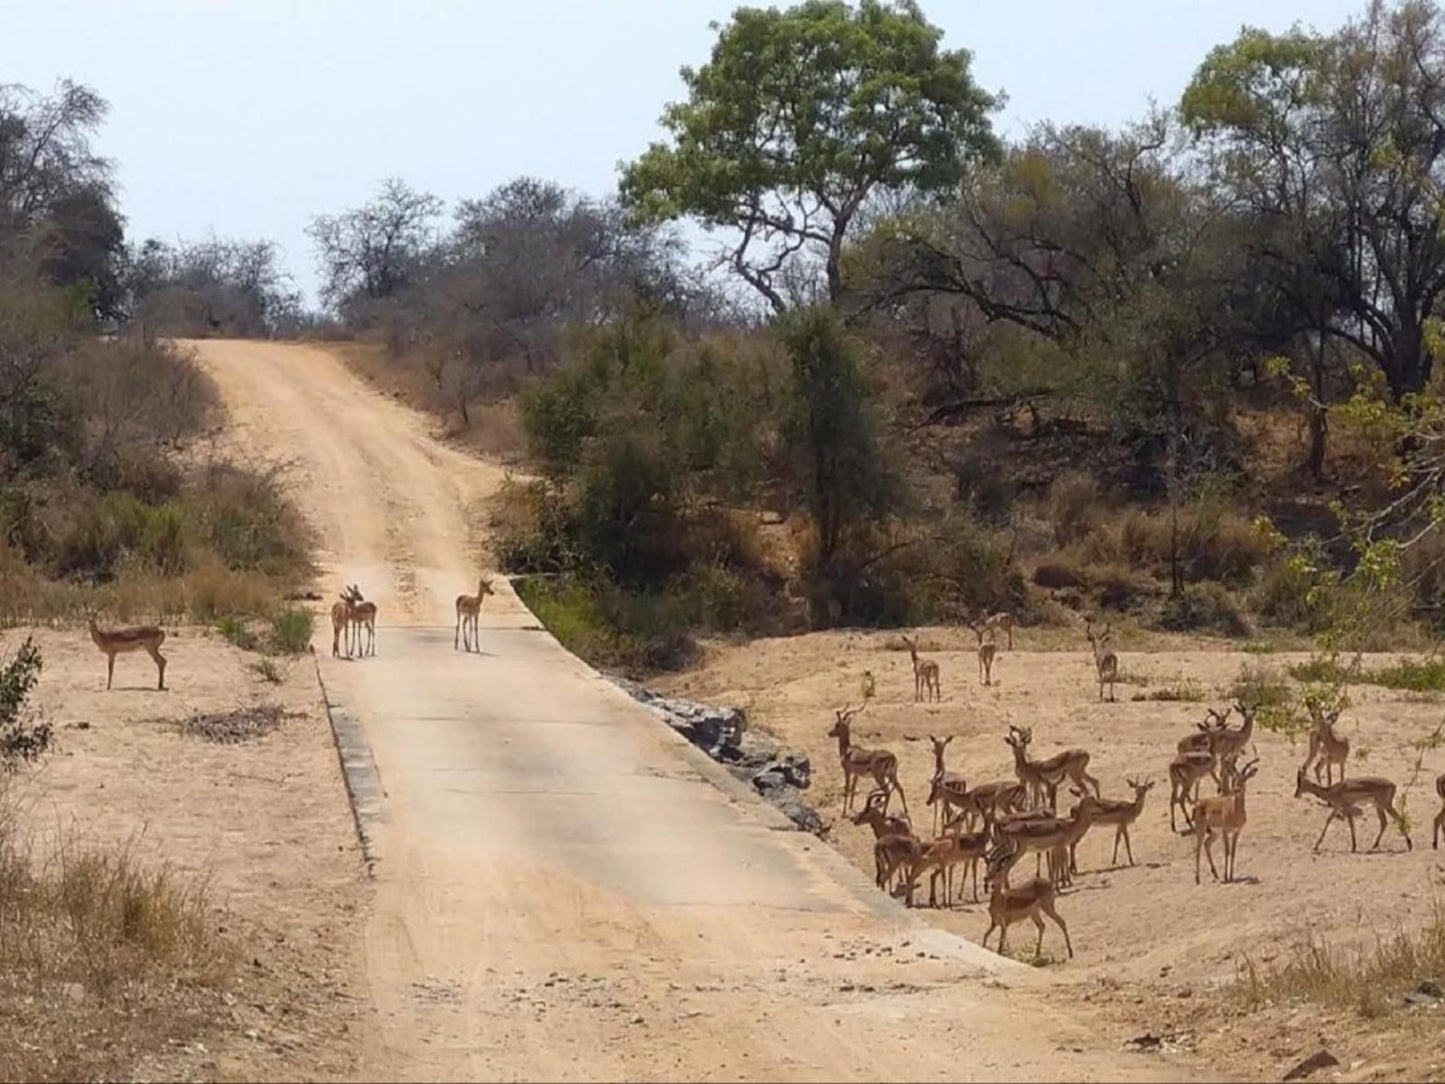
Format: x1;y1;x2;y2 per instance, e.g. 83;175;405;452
147;645;167;690
1123;825;1135;866
106;653;115;691
997;920;1009;957
1372;805;1388;850
1042;900;1073;958
1313;812;1334;853
1032;912;1046;957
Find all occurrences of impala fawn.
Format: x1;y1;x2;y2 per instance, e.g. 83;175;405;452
455;575;495;652
88;615;167;690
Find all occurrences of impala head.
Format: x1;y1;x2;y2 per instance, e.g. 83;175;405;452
1234;757;1260;788
828;703;863;738
1006;723;1033;747
1231;700;1256;725
852;789;888;823
479;576;495;597
1204;707;1231;731
1126;777;1155;797
928;734;953;758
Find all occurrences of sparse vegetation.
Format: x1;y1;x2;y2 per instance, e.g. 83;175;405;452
1288;657;1445;694
1133;681;1205;703
1237;911;1445;1019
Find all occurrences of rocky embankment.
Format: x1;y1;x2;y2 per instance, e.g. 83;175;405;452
613;680;825;834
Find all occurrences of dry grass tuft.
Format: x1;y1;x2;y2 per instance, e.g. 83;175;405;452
1235;911;1445;1018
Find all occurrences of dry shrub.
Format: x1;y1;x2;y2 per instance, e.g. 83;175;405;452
1047;472;1103;546
1033;555;1089;589
0;812;231;1082
1236;910;1445;1018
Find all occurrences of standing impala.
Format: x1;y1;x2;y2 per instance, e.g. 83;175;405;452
455;575;496;652
345;584;377;657
827;705;907;816
88;614;167;690
1084;617;1119;701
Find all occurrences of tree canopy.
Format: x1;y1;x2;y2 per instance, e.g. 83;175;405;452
619;0;999;313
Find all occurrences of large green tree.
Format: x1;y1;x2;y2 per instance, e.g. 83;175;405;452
619;0;998;313
1183;0;1445;399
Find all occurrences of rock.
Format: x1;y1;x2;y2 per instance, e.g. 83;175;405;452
759;510;784;525
1283;1048;1340;1081
1125;1033;1161;1050
1416;979;1443;998
614;678;828;834
61;982;86;1003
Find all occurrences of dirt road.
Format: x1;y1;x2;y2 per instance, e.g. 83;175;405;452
191;340;1187;1082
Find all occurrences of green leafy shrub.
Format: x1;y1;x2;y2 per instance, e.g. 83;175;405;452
267;607;314;654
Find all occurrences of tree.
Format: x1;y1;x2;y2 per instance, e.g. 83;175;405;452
0;80;125;321
126;236;301;337
619;0;999;313
0;636;48;773
779;306;895;579
1183;1;1445;399
307;177;442;313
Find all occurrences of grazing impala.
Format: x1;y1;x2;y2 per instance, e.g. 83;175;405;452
455;575;496;652
88;615;167;690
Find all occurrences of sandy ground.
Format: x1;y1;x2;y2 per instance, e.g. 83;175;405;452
5;626;367;1081
658;628;1445;1081
180;339;1216;1083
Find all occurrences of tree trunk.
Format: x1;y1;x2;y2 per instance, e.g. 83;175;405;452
1306;324;1328;482
1389;317;1426;398
826;226;846;307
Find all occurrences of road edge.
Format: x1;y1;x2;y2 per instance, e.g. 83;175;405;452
312;650;386;877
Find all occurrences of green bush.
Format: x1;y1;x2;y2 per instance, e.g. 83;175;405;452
267;607;314;654
215;614;259;651
0;637;48;772
1156;582;1253;638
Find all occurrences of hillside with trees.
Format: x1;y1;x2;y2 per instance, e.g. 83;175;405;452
309;0;1445;673
0;80;311;626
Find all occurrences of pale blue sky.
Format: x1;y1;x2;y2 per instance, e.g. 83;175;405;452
2;0;1366;304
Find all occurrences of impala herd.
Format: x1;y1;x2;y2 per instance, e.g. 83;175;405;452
78;582;1445;964
834;614;1445;963
84;574;499;685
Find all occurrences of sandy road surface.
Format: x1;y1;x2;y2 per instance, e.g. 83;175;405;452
190;340;1189;1082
